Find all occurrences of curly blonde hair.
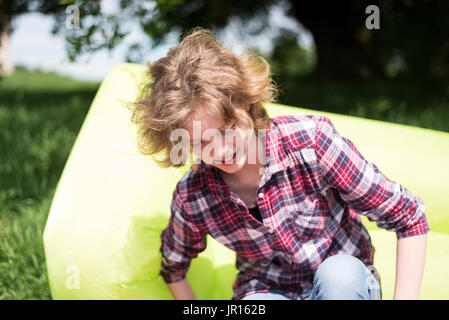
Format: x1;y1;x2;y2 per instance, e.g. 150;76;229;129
129;27;278;170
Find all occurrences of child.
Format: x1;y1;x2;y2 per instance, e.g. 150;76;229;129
130;28;430;300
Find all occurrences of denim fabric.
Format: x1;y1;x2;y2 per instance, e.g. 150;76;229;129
241;254;382;300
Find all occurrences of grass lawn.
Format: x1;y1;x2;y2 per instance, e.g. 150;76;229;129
0;67;100;299
276;75;449;133
0;66;447;299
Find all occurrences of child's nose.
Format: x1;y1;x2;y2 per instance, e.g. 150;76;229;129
214;143;234;162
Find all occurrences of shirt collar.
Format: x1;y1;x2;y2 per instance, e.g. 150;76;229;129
263;117;295;178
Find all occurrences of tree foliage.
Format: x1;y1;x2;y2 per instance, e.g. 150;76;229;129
3;0;449;80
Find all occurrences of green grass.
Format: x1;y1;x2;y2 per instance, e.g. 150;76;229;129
0;66;100;299
0;65;447;300
275;75;449;133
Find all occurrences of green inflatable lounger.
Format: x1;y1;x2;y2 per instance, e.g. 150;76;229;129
43;63;449;300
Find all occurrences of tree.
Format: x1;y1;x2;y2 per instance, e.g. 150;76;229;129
3;0;449;80
0;0;69;75
63;0;449;80
288;0;449;80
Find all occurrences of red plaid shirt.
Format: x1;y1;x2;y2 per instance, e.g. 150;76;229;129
160;114;431;300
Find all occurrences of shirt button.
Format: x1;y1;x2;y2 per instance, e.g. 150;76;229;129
258;192;264;199
268;228;274;234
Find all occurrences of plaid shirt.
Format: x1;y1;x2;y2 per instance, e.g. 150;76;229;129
160;114;431;300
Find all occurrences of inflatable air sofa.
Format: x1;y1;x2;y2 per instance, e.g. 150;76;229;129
43;63;449;299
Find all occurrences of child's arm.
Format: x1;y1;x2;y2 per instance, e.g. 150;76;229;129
160;184;207;299
167;278;197;300
394;233;427;299
313;116;431;298
313;115;430;238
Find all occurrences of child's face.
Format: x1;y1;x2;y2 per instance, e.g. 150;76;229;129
185;106;255;174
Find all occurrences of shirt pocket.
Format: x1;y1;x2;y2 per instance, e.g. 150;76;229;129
290;197;327;240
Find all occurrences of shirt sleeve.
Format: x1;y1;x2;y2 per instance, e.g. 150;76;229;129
159;184;207;283
313;115;431;240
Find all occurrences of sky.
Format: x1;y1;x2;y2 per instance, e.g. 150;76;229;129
10;1;313;81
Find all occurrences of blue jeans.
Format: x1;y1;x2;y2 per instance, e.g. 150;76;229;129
241;254;382;300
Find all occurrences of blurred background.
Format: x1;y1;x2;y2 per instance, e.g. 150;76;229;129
0;0;448;299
